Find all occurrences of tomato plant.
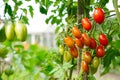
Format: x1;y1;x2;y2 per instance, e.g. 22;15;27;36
0;0;120;80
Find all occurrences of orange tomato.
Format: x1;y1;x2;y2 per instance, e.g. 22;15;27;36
84;51;92;64
64;36;75;48
75;37;84;48
72;26;81;39
82;33;90;46
70;46;78;58
81;18;92;31
82;61;89;73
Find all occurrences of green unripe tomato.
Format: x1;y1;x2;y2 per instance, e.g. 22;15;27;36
91;56;99;68
63;51;72;62
59;45;65;55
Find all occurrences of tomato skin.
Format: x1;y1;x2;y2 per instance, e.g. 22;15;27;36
89;37;97;49
64;36;75;48
96;45;105;57
84;51;92;64
82;61;89;73
99;34;108;46
75;37;84;48
82;33;90;46
72;26;81;39
91;56;99;68
93;8;104;24
81;18;92;31
70;46;78;58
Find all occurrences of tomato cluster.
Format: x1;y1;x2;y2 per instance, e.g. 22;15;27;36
59;8;108;74
0;20;27;42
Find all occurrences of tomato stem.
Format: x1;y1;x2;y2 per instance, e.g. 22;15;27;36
69;58;74;79
113;0;120;25
104;10;115;14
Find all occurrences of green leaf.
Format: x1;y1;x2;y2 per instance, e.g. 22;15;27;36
12;0;17;3
103;48;115;67
45;0;53;8
39;5;47;15
90;0;94;4
99;0;109;8
17;1;23;6
3;40;12;47
21;8;27;14
49;65;59;74
45;15;54;24
4;3;13;17
58;4;65;17
35;0;39;3
4;3;8;14
21;16;29;24
14;45;24;49
101;67;110;76
56;19;61;25
55;26;60;34
54;0;61;6
28;5;34;18
51;17;56;24
7;5;13;17
110;40;120;50
25;0;31;1
3;0;9;3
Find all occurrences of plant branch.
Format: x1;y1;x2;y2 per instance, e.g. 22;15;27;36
104;10;115;14
69;58;74;79
113;0;120;25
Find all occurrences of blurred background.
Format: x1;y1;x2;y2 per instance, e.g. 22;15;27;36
0;0;120;80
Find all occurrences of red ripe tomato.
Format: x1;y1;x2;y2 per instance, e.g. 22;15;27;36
93;8;104;24
72;26;81;39
82;61;89;73
84;51;92;64
82;33;90;46
81;18;92;31
89;37;97;49
96;45;105;58
64;36;75;48
99;34;108;46
75;37;84;48
70;46;78;58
